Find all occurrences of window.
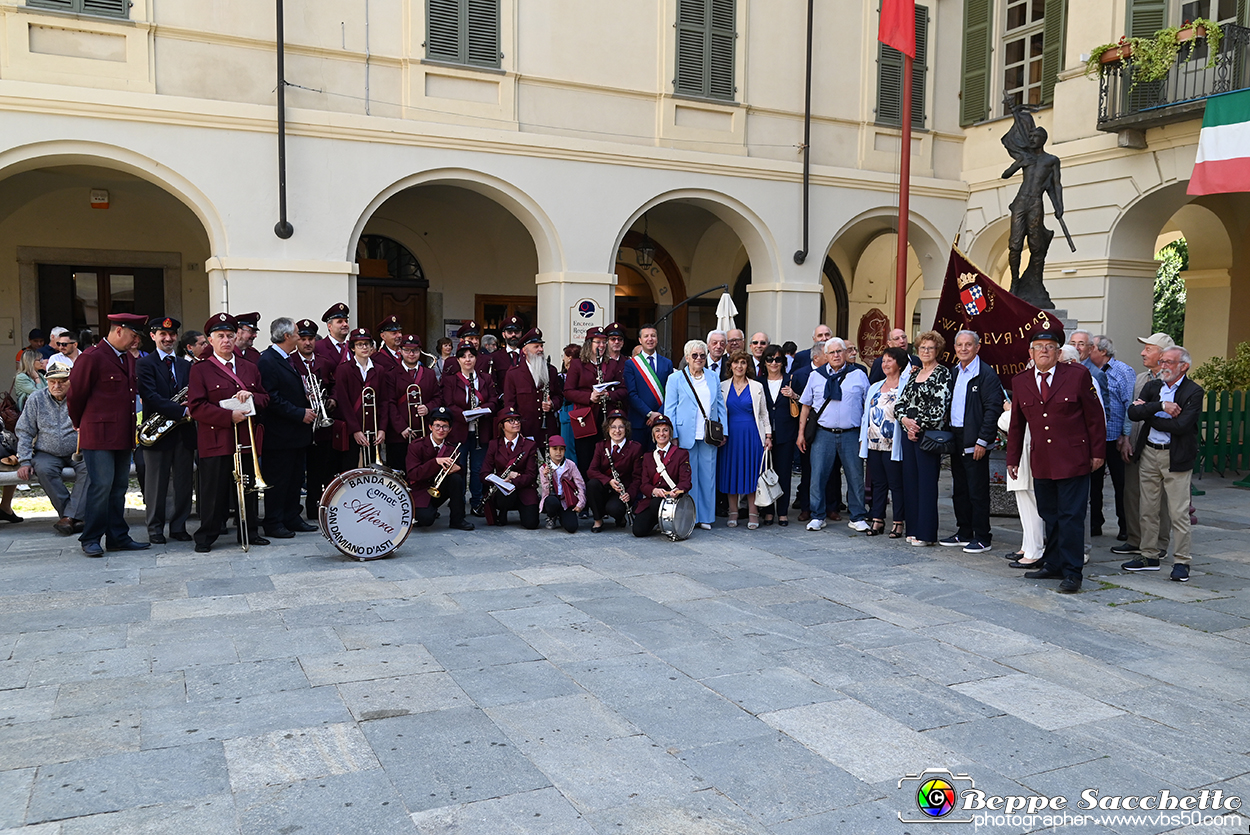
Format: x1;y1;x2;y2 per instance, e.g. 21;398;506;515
26;0;130;18
876;3;929;129
960;0;1066;125
426;0;500;69
674;0;737;101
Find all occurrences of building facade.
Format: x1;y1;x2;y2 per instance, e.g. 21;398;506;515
1;0;1244;386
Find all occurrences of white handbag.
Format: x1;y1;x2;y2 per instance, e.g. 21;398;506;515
755;450;783;507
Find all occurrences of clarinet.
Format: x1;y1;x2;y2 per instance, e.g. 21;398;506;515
482;445;528;504
595;351;607;423
540;379;550;436
606;445;635;526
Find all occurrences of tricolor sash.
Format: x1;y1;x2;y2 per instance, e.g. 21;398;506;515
632;354;665;405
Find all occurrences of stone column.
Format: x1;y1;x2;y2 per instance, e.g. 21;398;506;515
535;272;616;350
1182;268;1231;369
205;257;358;346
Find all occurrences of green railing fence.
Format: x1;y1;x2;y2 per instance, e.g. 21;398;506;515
1195;390;1250;488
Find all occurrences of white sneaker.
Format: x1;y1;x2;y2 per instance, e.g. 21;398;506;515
697;522;712;530
848;520;870;532
806;518;825;532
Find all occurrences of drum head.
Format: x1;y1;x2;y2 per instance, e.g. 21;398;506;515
319;467;414;560
659;494;697;541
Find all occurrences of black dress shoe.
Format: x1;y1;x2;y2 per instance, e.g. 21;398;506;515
591;523;604;533
82;542;104;557
452;520;475;531
246;535;271;546
170;531;193;542
72;520;84;533
107;540;151;552
264;527;296;539
470;503;485;518
1058;578;1082;593
149;534;167;545
1024;568;1063;580
1010;559;1043;569
195;543;211;553
778;519;789;527
287;519;318;533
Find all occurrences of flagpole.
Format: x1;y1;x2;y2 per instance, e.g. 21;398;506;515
894;53;913;331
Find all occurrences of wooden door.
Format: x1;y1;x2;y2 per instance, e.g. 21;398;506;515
357;283;427;346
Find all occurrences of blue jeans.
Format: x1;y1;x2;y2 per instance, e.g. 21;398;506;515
810;429;865;522
79;448;134;547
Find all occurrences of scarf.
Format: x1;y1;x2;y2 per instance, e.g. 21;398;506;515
820;364;851;402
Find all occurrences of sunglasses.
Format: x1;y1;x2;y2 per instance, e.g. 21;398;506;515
689;352;706;359
765;356;783;363
751;340;768;346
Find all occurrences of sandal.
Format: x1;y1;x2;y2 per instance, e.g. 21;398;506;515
866;519;885;537
727;511;739;528
747;513;759;530
889;522;905;539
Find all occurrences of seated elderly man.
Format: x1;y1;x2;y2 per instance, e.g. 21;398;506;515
16;365;89;535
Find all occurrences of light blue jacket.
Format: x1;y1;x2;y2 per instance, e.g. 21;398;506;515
859;364;912;462
663;367;727;450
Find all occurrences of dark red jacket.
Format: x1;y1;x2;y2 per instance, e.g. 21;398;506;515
502;362;563;441
333;361;392;437
480;435;538;505
406;436;459;509
636;444;692;513
235;346;262;365
372;346;402;373
67;341;138;451
315;335;353;369
588;439;643;501
188;354;270;458
290;350;337;443
1007;362;1106;481
389;363;441;440
441;371;496;445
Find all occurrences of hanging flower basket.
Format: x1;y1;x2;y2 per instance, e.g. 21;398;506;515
1085;19;1223;89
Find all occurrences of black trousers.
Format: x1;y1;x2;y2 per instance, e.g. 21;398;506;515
261;446;307;532
586;479;630;525
415;472;466;527
632;501;662;537
384;441;408;473
573;435;598;483
1089;453;1126;535
196;453;259;547
144;443;193;538
304;442;336;517
491;491;539;529
761;440;795;517
541;495;580;532
867;449;904;523
950;448;992;544
1036;474;1089;582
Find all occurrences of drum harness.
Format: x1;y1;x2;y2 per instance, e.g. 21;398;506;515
652;449;678;493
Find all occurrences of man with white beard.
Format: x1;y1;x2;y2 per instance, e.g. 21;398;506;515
503;328;564;445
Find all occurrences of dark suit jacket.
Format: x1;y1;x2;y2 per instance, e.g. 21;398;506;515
290;351;336;444
137;350;194;450
258;347;312;450
1127;376;1204;472
946;359;1005;450
188;355;270;458
481;436;539;504
868;353;921;384
1007;363;1105;481
588;439;643;500
389;363;441;440
623;353;674;430
67;342;138;451
761;371;800;445
636;445;692;513
790;362;821;410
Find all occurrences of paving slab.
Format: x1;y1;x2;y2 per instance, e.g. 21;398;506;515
139;686;351;749
55;795;238;835
52;673;186;718
298;644;443;685
183;658;309;702
448;660;582;708
0;767;35;829
0;710;140;768
337;672;472;720
223;722;379;791
952;672;1126;729
410;786;596;835
234;768;415;834
699;667;838;714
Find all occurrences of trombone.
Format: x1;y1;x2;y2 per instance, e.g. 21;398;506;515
427;442;462;498
360;386;381;468
233;415;268;553
406;384;426;440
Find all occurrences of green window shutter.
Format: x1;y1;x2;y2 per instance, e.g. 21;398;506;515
1127;0;1167;38
81;0;128;17
960;0;993;125
426;0;462;63
26;0;75;11
1239;0;1247;26
674;0;736;100
912;4;928;129
1040;0;1066;105
465;0;500;68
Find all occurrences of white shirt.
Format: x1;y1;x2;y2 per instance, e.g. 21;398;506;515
271;344;291;360
1034;366;1055;396
1148;376;1183;445
689;373;711;441
355;358;374;382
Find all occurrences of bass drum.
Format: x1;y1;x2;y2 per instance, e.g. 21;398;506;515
657;494;697;542
319;466;414;560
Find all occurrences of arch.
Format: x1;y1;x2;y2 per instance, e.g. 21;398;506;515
1108;180;1200;260
822;256;850;338
822;206;948;292
610;188;781;286
347;169;564;275
0;140;226;253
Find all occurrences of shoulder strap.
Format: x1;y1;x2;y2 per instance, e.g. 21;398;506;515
653;448;677;489
683;368;711;421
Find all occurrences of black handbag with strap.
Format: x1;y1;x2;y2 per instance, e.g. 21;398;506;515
682;369;724;447
802;398;830;447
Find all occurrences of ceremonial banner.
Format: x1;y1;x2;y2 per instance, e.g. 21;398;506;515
878;0;916;57
931;247;1056;391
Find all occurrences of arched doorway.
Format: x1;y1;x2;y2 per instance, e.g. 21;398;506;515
617;228;688;358
822;257;850;339
355;234;428;344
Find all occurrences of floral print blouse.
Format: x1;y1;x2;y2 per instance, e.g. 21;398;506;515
895;364;952;431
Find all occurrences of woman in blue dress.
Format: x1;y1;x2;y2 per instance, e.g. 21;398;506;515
718;351;773;529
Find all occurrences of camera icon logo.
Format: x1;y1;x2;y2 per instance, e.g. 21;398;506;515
898;769;975;824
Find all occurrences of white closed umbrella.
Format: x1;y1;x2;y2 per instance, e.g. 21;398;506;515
715;291;738;333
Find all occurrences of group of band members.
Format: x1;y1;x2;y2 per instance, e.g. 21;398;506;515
65;304;702;558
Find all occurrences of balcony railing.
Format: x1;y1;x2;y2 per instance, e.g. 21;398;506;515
1097;23;1250;132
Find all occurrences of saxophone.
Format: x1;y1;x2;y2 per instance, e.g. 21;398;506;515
138;387;189;446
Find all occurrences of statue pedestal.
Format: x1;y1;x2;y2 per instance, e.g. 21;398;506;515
1044;309;1078;333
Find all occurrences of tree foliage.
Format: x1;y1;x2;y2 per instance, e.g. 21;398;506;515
1192;342;1250;392
1154;238;1187;345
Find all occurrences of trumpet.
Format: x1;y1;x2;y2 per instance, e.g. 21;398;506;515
233;415;267;553
138;387;190;446
360;386;380;468
427;442;462;498
406;384;426;440
304;373;334;429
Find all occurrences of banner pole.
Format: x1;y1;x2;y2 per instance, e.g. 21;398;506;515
895;53;913;331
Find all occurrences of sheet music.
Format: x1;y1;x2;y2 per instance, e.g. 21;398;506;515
463;407;492;420
219;397;257;416
592;382;619;393
485;473;515;494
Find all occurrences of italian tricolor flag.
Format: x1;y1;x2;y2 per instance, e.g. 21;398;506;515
1189;89;1250;196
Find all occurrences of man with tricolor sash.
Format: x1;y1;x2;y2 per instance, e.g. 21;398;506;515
623;324;673;450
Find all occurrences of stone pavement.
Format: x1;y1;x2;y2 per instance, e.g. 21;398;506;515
2;474;1249;834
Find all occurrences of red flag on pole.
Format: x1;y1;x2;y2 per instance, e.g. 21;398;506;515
879;0;916;58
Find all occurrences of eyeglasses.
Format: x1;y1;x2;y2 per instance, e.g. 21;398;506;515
688;352;706;359
917;345;937;352
751;340;768;346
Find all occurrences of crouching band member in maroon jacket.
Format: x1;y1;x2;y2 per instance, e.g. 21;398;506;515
631;415;692;537
480;406;539;529
586;409;642;533
188;314;271;553
406;406;475;531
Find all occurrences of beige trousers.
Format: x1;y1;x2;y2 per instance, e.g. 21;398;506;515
1137;445;1192;564
1124;456;1169;551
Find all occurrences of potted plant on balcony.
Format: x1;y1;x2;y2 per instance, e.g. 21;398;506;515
1085;18;1224;90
